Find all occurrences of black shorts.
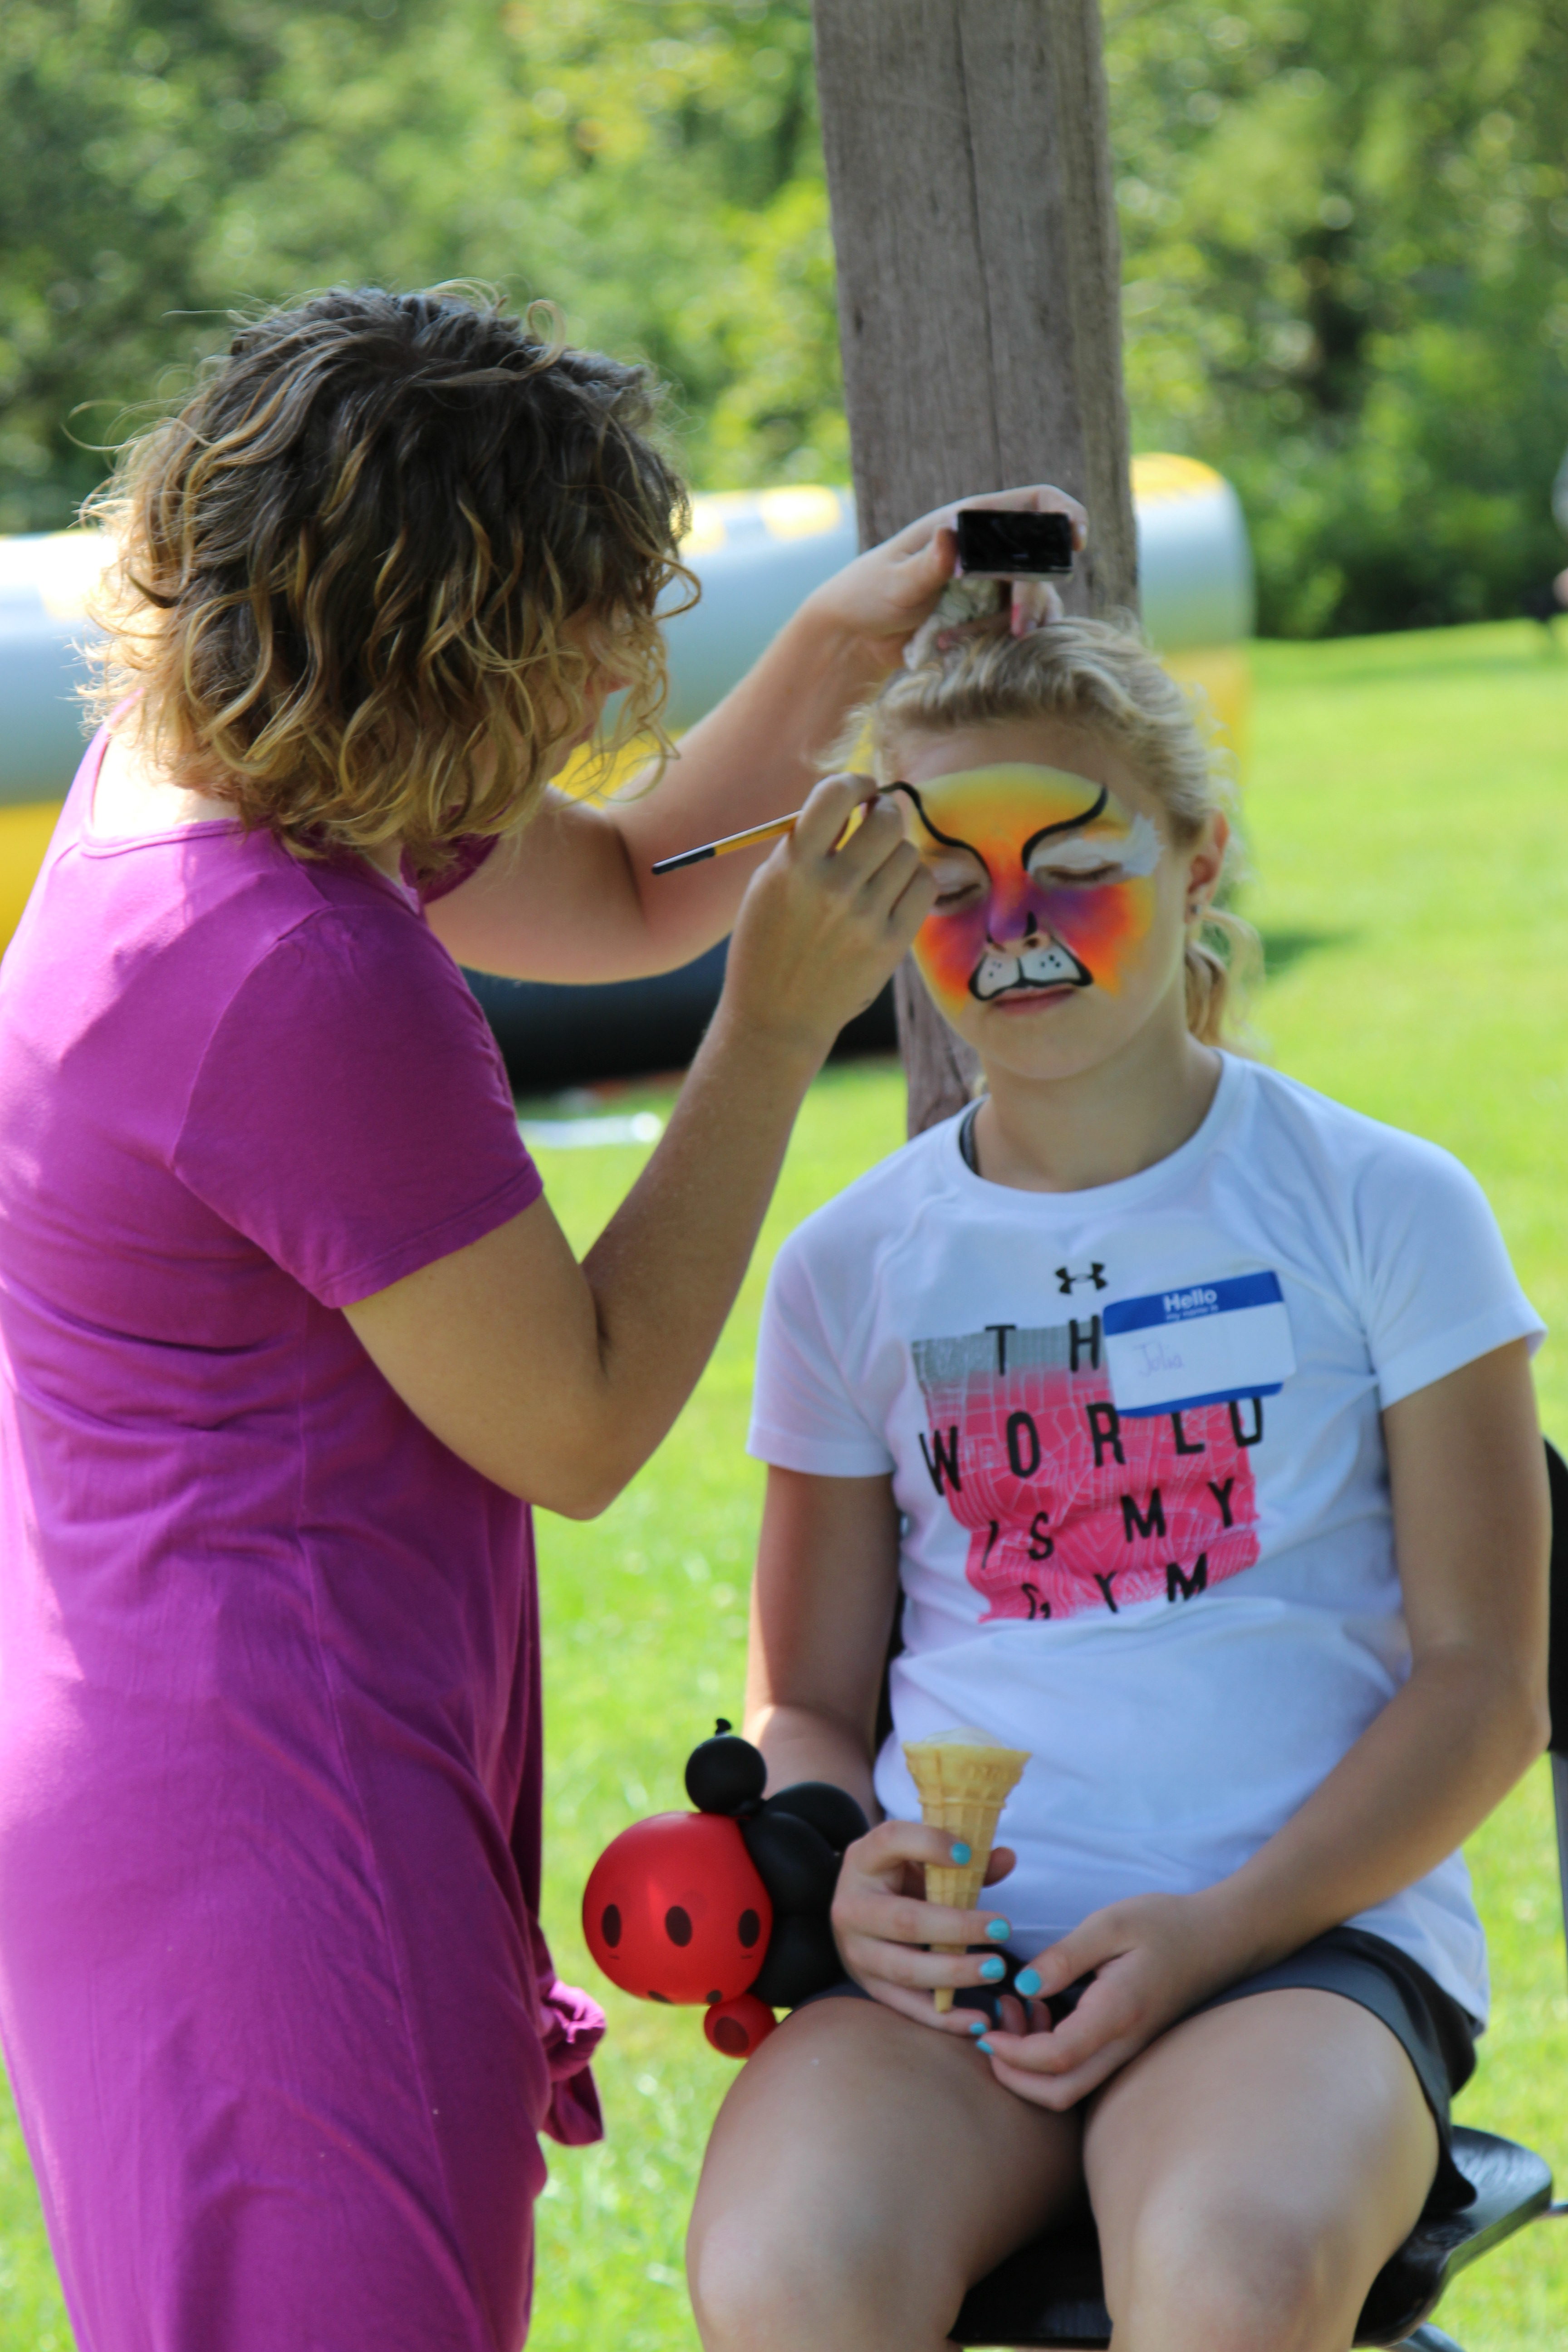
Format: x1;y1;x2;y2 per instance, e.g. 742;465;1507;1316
791;1923;1477;2215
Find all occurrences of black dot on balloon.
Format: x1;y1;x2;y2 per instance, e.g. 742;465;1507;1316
648;1989;671;2003
713;2016;749;2057
601;1904;622;1950
665;1905;693;1946
738;1908;761;1948
705;1989;722;2006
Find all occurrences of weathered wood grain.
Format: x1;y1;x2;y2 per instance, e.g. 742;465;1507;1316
813;0;1137;1132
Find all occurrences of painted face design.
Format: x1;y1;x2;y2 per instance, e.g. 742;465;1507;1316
894;764;1163;1019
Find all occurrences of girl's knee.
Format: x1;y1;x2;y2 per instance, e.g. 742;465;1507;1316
1109;2196;1352;2352
687;2210;796;2352
688;2194;956;2352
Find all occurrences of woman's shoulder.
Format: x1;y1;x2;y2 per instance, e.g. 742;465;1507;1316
192;861;492;1076
96;836;497;1122
155;838;461;1024
1;815;438;1108
171;860;529;1286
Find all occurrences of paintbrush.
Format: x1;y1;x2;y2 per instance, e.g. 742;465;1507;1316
650;786;901;876
651;810;803;875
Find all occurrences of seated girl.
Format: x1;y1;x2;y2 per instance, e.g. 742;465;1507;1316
686;614;1550;2352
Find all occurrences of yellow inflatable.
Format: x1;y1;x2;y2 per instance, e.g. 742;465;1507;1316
0;460;1252;955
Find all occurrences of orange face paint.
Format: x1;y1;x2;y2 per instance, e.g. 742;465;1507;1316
892;764;1162;1020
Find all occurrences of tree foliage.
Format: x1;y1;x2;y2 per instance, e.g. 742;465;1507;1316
1;0;1565;633
1109;0;1568;630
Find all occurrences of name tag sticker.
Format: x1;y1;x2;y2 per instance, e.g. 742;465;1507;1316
1102;1272;1296;1418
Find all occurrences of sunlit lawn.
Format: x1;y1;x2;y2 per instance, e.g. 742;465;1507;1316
2;620;1567;2344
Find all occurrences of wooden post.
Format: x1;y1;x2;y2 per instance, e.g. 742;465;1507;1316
813;0;1138;1135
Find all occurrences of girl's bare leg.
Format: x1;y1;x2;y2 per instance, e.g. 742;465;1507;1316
1083;1989;1439;2352
687;1996;1081;2352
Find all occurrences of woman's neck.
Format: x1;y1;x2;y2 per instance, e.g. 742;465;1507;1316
92;726;405;880
91;727;233;838
970;1014;1223;1195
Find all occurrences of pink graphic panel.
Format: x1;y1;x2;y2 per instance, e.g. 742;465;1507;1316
913;1321;1260;1621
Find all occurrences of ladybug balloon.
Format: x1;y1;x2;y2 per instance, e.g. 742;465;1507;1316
582;1721;868;2060
583;1813;771;2007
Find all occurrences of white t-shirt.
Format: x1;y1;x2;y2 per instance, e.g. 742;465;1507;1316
748;1055;1544;2023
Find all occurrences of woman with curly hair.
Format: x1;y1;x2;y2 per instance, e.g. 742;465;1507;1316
0;282;1079;2352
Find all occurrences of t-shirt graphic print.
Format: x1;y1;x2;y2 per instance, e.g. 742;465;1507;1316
912;1310;1262;1622
748;1056;1545;2023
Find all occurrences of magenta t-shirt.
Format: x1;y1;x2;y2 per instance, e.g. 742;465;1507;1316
0;731;601;2351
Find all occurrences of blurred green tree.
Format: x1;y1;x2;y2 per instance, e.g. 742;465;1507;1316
1109;0;1568;631
0;0;837;529
1;0;1565;634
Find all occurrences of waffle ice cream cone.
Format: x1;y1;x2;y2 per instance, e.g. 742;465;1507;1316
903;1728;1030;2011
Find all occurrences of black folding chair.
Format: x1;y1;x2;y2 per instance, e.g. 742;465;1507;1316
949;1439;1568;2352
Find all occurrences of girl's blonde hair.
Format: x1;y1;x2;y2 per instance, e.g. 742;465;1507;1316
865;614;1258;1047
84;285;695;881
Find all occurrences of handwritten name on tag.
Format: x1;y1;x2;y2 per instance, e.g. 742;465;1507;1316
1102;1272;1296;1418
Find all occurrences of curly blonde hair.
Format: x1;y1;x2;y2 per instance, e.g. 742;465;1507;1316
864;615;1259;1047
85;285;695;878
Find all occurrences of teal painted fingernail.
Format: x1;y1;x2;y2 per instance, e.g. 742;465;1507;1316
950;1842;971;1864
977;2037;995;2054
967;2017;987;2036
980;1955;1006;1981
985;1918;1010;1941
1014;1968;1042;1996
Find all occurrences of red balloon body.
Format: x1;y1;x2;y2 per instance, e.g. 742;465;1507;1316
582;1812;773;2007
704;1994;777;2060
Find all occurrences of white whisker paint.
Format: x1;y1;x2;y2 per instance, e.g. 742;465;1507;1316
1029;811;1162;884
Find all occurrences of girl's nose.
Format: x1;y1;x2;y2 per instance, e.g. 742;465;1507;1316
986;875;1043;944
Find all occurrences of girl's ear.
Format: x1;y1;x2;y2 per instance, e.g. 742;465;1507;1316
1183;810;1229;923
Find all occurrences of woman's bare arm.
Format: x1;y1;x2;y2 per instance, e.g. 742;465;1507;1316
425;601;886;985
344;782;933;1516
426;486;1084;984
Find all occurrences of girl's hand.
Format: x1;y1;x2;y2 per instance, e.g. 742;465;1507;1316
801;485;1088;671
719;772;934;1060
830;1818;1020;2031
977;1892;1238;2109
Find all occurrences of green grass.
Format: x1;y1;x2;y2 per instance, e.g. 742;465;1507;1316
3;619;1568;2343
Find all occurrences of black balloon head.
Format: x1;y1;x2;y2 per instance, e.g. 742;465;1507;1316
679;1723;870;2015
685;1720;767;1815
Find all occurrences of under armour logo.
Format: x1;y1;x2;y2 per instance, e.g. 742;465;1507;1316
1056;1263;1107;1295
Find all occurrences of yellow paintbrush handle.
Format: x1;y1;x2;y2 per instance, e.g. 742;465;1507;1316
650;789;892;877
650;812;799;875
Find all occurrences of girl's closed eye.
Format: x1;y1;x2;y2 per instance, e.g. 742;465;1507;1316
1026;812;1162;893
1032;855;1122;890
927;852;987;907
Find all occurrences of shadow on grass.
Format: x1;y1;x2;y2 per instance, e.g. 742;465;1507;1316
1258;926;1359;980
